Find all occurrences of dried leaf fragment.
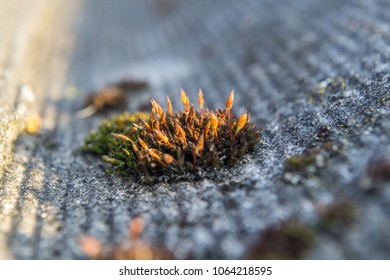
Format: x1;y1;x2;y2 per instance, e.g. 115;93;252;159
78;79;148;118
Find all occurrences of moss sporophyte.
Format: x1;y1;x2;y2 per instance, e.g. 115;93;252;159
82;89;262;179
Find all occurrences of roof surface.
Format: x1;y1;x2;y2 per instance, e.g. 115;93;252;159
0;0;389;259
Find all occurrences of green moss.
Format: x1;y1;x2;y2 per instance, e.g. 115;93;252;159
314;77;346;95
83;112;150;155
284;154;317;172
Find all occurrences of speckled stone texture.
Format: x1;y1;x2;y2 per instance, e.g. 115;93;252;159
0;0;389;259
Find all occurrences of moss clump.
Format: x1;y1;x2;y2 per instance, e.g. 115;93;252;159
247;221;315;260
284;154;317;172
367;159;390;182
284;141;342;173
318;200;356;232
83;89;261;180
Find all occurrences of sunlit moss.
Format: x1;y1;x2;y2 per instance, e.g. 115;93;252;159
83;89;262;180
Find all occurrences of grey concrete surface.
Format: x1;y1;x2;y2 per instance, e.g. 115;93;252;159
0;0;389;259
